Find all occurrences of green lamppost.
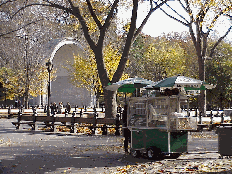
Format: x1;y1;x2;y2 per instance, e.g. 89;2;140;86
46;60;53;116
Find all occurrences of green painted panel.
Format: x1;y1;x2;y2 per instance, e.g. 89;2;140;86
145;129;168;152
170;131;188;152
131;129;168;152
131;129;188;153
131;130;145;149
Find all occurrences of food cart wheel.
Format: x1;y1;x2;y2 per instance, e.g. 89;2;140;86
130;149;140;158
147;147;162;159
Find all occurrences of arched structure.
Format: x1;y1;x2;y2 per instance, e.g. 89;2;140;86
30;37;93;107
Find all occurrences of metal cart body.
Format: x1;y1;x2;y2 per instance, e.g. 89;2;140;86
131;128;188;153
127;96;197;158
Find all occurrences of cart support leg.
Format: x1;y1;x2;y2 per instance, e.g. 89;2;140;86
168;131;171;154
124;137;128;153
124;128;130;153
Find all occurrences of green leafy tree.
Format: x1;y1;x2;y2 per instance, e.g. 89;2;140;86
161;32;199;79
0;65;50;103
206;41;232;109
127;32;197;81
143;37;187;80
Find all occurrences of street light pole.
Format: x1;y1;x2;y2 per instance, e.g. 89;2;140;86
46;60;53;117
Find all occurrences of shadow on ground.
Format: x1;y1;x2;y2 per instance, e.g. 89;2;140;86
0;148;157;173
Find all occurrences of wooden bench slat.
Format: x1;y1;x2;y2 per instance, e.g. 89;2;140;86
12;122;35;125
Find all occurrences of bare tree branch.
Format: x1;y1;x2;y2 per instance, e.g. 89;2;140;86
164;0;189;24
112;0;138;83
184;0;197;48
102;0;119;30
0;19;44;37
86;0;102;30
11;3;72;19
98;0;119;48
133;0;169;40
208;7;231;31
153;0;189;26
0;0;17;7
67;0;74;8
71;5;97;51
177;0;188;14
209;26;232;58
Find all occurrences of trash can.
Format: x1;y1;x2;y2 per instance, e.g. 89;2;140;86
216;126;232;158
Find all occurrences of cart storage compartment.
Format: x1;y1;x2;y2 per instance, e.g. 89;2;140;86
131;128;188;153
128;96;197;131
170;113;197;131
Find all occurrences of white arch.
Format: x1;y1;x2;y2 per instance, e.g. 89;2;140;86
49;37;85;63
31;37;93;107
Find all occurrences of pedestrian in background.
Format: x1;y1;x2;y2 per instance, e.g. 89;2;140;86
66;102;71;114
51;102;57;115
58;102;63;114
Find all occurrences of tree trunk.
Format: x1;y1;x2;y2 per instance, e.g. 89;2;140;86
198;54;206;116
103;88;117;118
24;95;29;109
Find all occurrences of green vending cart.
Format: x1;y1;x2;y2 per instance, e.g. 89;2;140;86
127;96;197;159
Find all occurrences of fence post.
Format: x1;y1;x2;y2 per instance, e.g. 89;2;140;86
64;109;68;117
8;106;12;119
91;107;97;135
221;112;224;124
70;111;75;133
75;105;78;112
122;104;129;153
195;108;197;117
51;112;56;132
17;110;22;130
117;106;122;119
32;107;37;130
80;108;83;118
198;111;202;124
209;110;213;130
102;124;107;135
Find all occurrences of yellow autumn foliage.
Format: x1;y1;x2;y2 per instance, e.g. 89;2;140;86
189;0;231;29
0;62;56;100
143;39;187;79
70;0;112;34
68;43;129;93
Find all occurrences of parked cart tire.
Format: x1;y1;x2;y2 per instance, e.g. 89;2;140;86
147;146;162;159
131;149;140;158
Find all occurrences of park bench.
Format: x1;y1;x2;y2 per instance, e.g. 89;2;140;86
12;121;35;130
10;107;122;135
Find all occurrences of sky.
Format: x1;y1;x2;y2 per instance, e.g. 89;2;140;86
119;1;232;41
136;1;188;37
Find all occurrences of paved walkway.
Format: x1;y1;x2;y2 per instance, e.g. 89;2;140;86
0;118;231;173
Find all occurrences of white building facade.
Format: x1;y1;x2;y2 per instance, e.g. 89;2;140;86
29;38;93;107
